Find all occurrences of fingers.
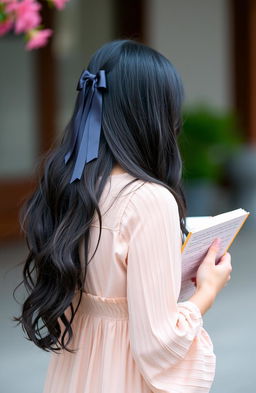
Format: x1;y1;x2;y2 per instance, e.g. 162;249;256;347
218;252;232;269
218;252;232;286
224;274;231;287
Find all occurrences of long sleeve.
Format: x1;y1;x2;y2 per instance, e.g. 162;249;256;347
120;182;216;393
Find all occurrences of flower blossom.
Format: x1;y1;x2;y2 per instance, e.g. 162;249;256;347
0;0;69;50
50;0;69;10
26;27;52;50
6;0;41;34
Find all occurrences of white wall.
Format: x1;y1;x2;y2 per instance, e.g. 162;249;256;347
147;0;231;110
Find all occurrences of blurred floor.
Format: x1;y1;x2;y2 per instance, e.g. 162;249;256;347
0;227;255;393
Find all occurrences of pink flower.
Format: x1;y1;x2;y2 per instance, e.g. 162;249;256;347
0;18;13;36
51;0;69;10
6;0;41;34
25;28;52;50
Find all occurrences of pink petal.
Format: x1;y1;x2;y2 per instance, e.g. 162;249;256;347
15;12;41;33
26;28;53;50
51;0;69;10
6;0;42;34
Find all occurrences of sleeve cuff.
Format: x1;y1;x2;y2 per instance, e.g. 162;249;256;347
177;300;203;325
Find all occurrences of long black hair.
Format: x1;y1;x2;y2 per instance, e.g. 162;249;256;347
13;39;188;353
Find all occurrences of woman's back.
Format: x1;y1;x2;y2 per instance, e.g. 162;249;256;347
82;172;142;298
14;39;232;393
42;172;216;393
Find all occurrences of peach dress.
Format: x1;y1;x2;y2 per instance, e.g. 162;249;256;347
42;172;216;393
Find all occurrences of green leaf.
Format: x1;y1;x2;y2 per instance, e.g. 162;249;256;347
178;105;245;181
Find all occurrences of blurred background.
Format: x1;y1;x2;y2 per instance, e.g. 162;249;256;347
0;0;255;392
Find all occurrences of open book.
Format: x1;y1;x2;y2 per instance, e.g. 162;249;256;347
178;208;250;302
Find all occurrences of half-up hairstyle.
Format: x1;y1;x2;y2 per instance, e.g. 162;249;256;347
13;39;188;353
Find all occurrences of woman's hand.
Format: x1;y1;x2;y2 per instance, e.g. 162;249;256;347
195;238;232;296
188;238;232;315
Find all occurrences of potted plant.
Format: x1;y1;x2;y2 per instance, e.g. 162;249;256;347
178;105;244;216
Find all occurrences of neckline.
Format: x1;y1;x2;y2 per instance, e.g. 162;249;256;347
98;172;131;179
109;172;130;177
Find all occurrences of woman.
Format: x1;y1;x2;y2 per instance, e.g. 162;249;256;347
13;39;232;393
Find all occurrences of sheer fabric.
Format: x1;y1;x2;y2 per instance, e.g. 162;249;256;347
42;172;216;393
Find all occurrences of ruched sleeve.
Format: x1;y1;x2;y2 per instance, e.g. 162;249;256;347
120;182;216;393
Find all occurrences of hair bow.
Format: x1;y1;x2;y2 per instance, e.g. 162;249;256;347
64;69;107;183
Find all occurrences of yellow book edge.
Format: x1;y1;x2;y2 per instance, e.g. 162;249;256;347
181;212;250;254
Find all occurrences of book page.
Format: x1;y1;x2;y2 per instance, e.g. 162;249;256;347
185;216;211;232
210;208;247;225
178;278;196;303
181;213;249;283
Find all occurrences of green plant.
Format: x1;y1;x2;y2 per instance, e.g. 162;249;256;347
178;105;244;182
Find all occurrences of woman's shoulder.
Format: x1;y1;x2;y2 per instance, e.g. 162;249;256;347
119;177;181;240
102;173;179;231
129;178;178;210
120;176;179;223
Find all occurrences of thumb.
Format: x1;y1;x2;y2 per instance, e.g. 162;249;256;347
205;238;221;263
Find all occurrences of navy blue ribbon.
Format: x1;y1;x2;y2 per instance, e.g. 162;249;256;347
64;69;107;183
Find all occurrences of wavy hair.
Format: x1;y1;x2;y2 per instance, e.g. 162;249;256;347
13;39;188;353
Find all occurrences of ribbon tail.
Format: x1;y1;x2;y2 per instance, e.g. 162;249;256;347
85;89;103;163
64;94;83;164
69;88;96;183
69;121;90;183
64;83;90;164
